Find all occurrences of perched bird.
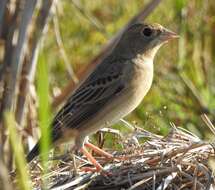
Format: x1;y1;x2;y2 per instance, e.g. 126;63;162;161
27;23;178;171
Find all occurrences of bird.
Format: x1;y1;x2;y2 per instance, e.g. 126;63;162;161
26;23;178;172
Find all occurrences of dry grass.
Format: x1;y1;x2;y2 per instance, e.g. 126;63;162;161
27;123;215;190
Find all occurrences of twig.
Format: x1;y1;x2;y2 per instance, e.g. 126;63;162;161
128;178;151;190
156;172;177;190
180;171;205;189
0;0;21;96
50;173;95;190
15;0;55;125
192;165;198;190
1;0;37;116
179;72;209;113
120;119;135;131
118;167;179;186
201;114;215;136
52;0;162;108
0;0;7;37
71;0;105;33
53;6;79;83
0;0;22;162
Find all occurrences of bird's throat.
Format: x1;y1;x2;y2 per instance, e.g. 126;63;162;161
132;53;153;69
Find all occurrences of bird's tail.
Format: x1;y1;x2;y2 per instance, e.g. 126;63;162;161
26;126;60;163
26;142;40;163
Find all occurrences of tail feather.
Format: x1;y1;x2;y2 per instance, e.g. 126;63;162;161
26;143;40;163
26;127;61;163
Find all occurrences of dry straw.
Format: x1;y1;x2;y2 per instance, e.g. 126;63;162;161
28;121;215;190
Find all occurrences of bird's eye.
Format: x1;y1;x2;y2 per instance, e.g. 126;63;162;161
141;27;153;37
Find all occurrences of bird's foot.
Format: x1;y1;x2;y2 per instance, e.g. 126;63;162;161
84;142;113;160
80;146;112;176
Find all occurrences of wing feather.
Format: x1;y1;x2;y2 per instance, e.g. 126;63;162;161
51;58;127;142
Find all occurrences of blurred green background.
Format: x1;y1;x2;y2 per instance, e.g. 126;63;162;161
39;0;215;142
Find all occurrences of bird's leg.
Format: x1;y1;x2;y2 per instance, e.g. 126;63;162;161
78;137;113;173
84;142;113;159
80;146;103;172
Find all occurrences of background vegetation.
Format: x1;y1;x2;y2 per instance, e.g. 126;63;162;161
0;0;214;189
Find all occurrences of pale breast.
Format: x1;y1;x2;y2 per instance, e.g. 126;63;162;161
130;57;154;102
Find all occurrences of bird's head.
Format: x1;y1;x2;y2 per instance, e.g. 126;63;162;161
115;23;179;60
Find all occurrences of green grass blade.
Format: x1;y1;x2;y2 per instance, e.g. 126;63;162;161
5;112;32;190
36;53;51;172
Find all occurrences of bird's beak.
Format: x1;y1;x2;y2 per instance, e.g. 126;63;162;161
160;29;179;42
